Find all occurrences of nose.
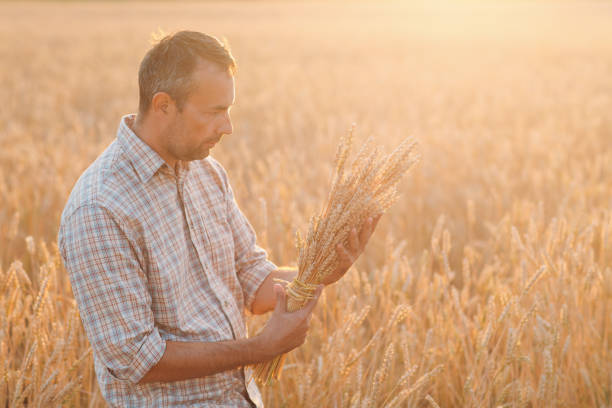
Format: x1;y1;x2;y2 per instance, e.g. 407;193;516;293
220;110;233;136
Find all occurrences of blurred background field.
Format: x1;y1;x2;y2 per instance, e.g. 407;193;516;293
1;1;611;406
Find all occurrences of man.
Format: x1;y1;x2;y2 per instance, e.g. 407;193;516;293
58;31;379;407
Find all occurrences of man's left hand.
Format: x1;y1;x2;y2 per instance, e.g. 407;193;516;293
321;214;382;286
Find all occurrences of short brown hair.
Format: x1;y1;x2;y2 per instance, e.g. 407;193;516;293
137;30;237;115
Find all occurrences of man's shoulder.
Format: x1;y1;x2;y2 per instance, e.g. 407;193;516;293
60;140;137;227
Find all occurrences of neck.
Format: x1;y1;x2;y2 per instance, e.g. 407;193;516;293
131;114;178;169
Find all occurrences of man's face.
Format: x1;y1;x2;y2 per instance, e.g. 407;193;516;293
165;62;235;163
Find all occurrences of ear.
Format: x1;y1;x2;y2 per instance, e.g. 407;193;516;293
151;92;176;117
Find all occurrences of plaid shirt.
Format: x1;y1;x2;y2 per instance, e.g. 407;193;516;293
58;114;275;407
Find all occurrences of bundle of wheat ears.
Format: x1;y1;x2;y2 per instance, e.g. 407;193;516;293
252;126;421;384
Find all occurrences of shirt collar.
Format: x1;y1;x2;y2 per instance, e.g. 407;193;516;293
117;114;168;184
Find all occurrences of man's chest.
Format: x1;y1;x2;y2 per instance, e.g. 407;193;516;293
126;170;247;340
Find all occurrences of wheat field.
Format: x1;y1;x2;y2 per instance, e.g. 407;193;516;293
1;1;611;406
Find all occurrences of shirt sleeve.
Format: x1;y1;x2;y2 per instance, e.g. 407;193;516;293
58;204;165;384
225;182;277;313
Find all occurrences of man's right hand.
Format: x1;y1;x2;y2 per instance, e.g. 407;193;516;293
253;283;323;359
139;283;323;384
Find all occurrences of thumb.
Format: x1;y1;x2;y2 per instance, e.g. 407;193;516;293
273;284;286;314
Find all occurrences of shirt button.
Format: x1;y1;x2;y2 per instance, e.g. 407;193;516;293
223;300;230;307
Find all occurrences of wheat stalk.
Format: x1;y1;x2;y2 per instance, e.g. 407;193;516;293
252;127;420;383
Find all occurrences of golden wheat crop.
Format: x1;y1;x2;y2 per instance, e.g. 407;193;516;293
254;132;421;383
1;1;611;406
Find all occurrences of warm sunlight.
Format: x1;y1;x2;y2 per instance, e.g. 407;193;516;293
1;1;610;407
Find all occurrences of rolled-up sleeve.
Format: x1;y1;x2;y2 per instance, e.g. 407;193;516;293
58;204;165;384
225;183;277;313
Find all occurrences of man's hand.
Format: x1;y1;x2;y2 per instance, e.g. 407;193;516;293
253;283;323;359
321;214;382;286
251;215;382;314
138;284;322;384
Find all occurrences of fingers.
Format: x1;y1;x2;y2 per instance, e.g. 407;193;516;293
358;217;374;248
336;243;354;268
357;214;383;247
273;284;286;314
372;213;382;229
335;215;384;272
348;227;359;253
368;215;382;243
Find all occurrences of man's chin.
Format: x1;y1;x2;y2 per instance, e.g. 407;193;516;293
185;149;210;162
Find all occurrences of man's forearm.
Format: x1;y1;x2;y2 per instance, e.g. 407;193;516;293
138;337;272;384
139;266;314;385
251;267;298;315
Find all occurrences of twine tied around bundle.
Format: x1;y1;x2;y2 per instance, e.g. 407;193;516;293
273;278;318;312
